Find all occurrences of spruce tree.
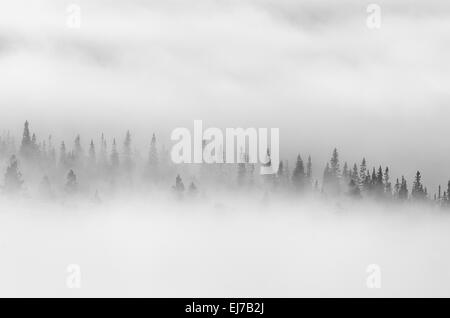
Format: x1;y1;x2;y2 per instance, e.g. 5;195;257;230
188;181;198;195
276;160;285;188
348;178;361;198
237;148;247;186
20;121;32;159
384;167;391;196
342;162;349;180
173;174;185;192
65;169;77;193
110;138;120;168
306;156;312;183
375;166;384;196
330;148;340;177
99;134;108;167
292;154;305;190
3;155;23;194
323;162;331;188
412;171;426;200
398;176;408;200
123;131;133;172
73;135;83;164
359;158;367;189
394;178;400;199
149;133;158;168
351;163;359;184
60;141;67;167
88;140;96;166
324;148;340;194
447;181;450;204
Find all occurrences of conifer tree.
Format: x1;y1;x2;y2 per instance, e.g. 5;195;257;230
323;148;340;195
398;176;408;200
277;161;284;179
3;155;23;194
384;167;391;196
330;148;340;178
292;154;305;189
31;133;37;153
323;162;331;187
276;160;289;188
20;121;32;159
375;166;384;196
237;148;247;186
123;131;133;172
342;162;349;180
306;156;312;183
348;178;361;198
65;169;77;193
188;181;198;195
351;163;359;184
359;158;367;189
60;141;67;167
365;171;371;192
88;140;96;167
73;135;83;164
412;171;426;200
394;178;401;199
173;174;185;193
149;133;158;168
447;181;450;204
110;138;120;168
99;134;108;167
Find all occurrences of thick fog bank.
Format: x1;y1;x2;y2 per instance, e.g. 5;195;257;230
1;198;450;297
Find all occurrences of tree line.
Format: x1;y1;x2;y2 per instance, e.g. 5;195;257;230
1;121;449;207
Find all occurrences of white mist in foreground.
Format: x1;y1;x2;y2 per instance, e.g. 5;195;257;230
0;196;450;297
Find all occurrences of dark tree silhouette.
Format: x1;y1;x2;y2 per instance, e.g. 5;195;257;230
348;178;361;198
110;138;119;169
359;158;367;190
20;121;33;159
384;167;391;196
88;140;96;167
173;174;185;193
412;171;426;200
306;156;312;183
149;133;158;168
188;181;198;196
375;166;384;196
323;148;340;195
65;169;77;193
351;163;359;185
342;162;349;180
60;141;67;167
123;131;133;172
3;155;23;194
99;134;108;167
73;135;83;164
292;154;306;190
398;176;408;200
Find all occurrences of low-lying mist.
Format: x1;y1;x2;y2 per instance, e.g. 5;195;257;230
1;194;450;297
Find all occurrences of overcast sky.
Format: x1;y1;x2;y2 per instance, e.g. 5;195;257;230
0;0;449;188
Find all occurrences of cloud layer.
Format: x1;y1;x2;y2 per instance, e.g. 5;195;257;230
1;0;449;187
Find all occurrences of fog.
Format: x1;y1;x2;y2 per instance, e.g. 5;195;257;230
1;196;450;297
1;0;450;186
1;0;450;297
